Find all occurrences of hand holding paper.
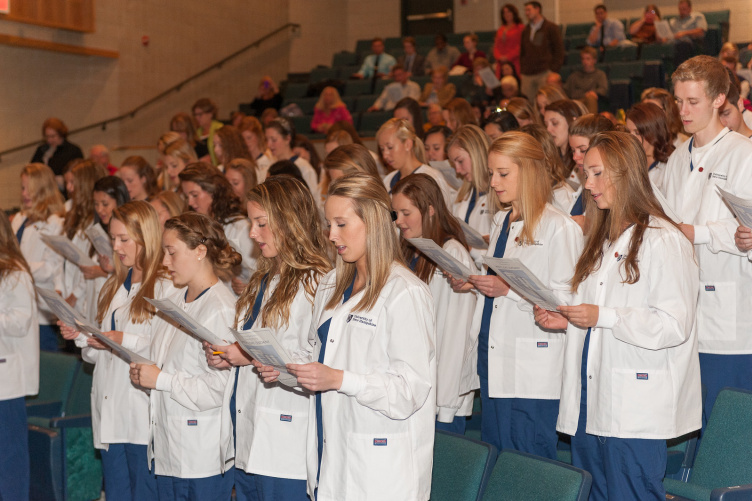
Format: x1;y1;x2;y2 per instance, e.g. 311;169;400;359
36;287;88;327
717;187;752;229
483;257;562;311
41;234;98;266
74;319;155;365
457;218;489;249
231;328;301;388
407;238;474;280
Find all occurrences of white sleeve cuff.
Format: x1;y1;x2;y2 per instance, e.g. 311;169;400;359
120;332;137;351
156;372;174;392
693;225;710;245
338;370;365;397
74;333;89;348
437;406;458;423
595;306;619;329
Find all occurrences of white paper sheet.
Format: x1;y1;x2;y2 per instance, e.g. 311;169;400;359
654;20;673;40
483;257;562;311
651;182;681;223
478;66;501;89
40;234;97;266
717;187;752;229
231;328;299;388
429;160;464;190
407;238;474;280
457;218;489;249
145;297;228;346
84;224;113;257
36;287;89;327
74;319;155;365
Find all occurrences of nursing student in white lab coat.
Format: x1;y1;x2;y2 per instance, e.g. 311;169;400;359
179;163;258;297
261;173;436;501
61;161;107;320
447;125;495;264
662;56;752;431
265;118;321;204
59;201;176;501
719;71;752;140
451;132;583;459
11;163;65;351
625;102;676;194
129;213;238;500
0;215;38;501
535;132;701;500
379;118;456;207
204;176;331;501
392;173;478;434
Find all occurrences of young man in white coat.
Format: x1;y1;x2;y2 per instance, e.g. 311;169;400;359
662;55;752;431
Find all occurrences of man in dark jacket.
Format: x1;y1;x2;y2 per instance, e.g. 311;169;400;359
520;1;564;102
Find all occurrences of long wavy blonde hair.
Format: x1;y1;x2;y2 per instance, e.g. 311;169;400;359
21;163;64;223
447;124;490;203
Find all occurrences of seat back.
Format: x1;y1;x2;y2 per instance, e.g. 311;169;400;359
690;388;752;490
483;450;592;501
27;352;80;407
431;431;496;501
64;362;94;416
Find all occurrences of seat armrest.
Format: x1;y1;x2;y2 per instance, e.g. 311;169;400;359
711;484;752;501
49;414;92;429
25;400;63;418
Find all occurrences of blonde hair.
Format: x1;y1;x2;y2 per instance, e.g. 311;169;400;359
534;85;568;117
324;144;381;180
444;98;479;129
447;124;491;203
315;86;346;112
237;176;332;328
672;55;730;100
506;97;541;125
63;160;107;240
376;118;427;165
96;201;167;324
0;214;32;282
163;139;198;191
488;131;551;246
325;173;405;312
21;164;64;223
225;158;258;205
151;190;186;219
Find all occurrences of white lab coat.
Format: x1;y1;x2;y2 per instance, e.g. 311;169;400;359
76;276;178;450
453;190;495;266
461;204;583;399
552;182;578;214
663;128;752;354
294;157;322;208
11;213;64;325
230;274;315;479
383;164;457;210
648;161;668;194
0;270;39;400
223;217;258;295
557;217;701;439
256;154;273;182
63;227;106;322
306;265;436;501
426;239;478;423
149;282;235;478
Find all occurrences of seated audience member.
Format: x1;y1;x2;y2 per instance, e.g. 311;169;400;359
393;98;425;139
564;47;608;113
500;76;520;100
368;65;421;111
31;117;84;186
506;96;540;126
425;33;461;73
630;4;668;44
170;112;210;161
535;84;569;118
419;66;456;107
498;61;522;87
353;38;396;79
326;122;386;176
587;4;627;49
669;0;706;44
424;103;446;132
719;70;752;138
260;108;279;127
230;111;246;128
192;97;224;166
424;126;452;162
90;145;117;175
249;76;283;116
461;58;502;108
545;72;563;89
494;4;524;76
311;86;353;134
443;98;479;131
397;36;425;77
484;110;520;140
641;87;689;147
454;33;487;71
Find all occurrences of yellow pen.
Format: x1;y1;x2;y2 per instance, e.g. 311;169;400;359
212;351;224;355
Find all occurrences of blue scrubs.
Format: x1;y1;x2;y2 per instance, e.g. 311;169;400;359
232;276;308;501
571;329;667;501
570;192;584;217
0;397;29;501
156;468;234;501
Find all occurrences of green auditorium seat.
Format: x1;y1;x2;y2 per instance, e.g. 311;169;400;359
565;22;592;37
290;115;313;134
354;95;378;112
283;82;310;99
664;388;752;500
336;65;361;80
26;351;80;418
431;431;496;501
566;50;582;66
344;79;375;96
477;31;496;44
483;450;592;501
310;67;339;84
358;111;392;137
602;44;638;62
332;51;358;67
355;39;372;56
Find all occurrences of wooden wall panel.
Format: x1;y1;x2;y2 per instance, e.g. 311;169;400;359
0;0;95;32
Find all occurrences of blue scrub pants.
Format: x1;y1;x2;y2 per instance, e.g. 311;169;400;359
156;467;235;501
479;376;559;460
100;443;157;501
0;397;29;501
39;324;59;352
699;353;752;434
435;416;467;435
234;468;308;501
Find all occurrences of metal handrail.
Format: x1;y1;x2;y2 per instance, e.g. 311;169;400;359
0;22;301;161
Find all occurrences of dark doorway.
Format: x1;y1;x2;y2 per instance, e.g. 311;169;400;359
402;0;454;36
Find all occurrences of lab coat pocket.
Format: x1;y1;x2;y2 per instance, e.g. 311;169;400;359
0;353;22;399
251;406;308;477
514;338;564;398
612;368;672;436
697;282;736;342
345;431;416;500
172;413;221;473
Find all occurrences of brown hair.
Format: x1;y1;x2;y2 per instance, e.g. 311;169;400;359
641;87;685;141
672;55;730;100
519;123;570;187
0;214;32;282
626;103;675;163
214;125;254;165
534;85;568;117
238;116;267;151
151;190;186;219
225;158;258;205
20;164;65;223
121;156;159;198
63;160;106;239
507;97;541;125
447;124;491;202
392;173;468;283
324;144;381;180
42;118;69;139
546;99;586;174
170;112;198;146
444;98;479;130
178;162;245;224
192;98;218;119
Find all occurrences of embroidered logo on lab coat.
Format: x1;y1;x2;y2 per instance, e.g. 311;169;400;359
373;438;388;446
709;172;727;181
705;285;715;291
537;342;548;348
187;419;198;426
636;373;648;380
347;314;377;327
280;414;292;422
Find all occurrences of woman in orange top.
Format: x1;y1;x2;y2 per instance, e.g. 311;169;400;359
494;4;524;77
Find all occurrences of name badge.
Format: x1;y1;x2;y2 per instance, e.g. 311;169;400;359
187;419;198;426
537;342;548;348
0;358;6;363
636;373;648;380
280;414;292;422
705;285;715;292
710;172;727;181
373;438;388;446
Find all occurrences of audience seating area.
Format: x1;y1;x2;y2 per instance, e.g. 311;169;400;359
266;9;730;139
